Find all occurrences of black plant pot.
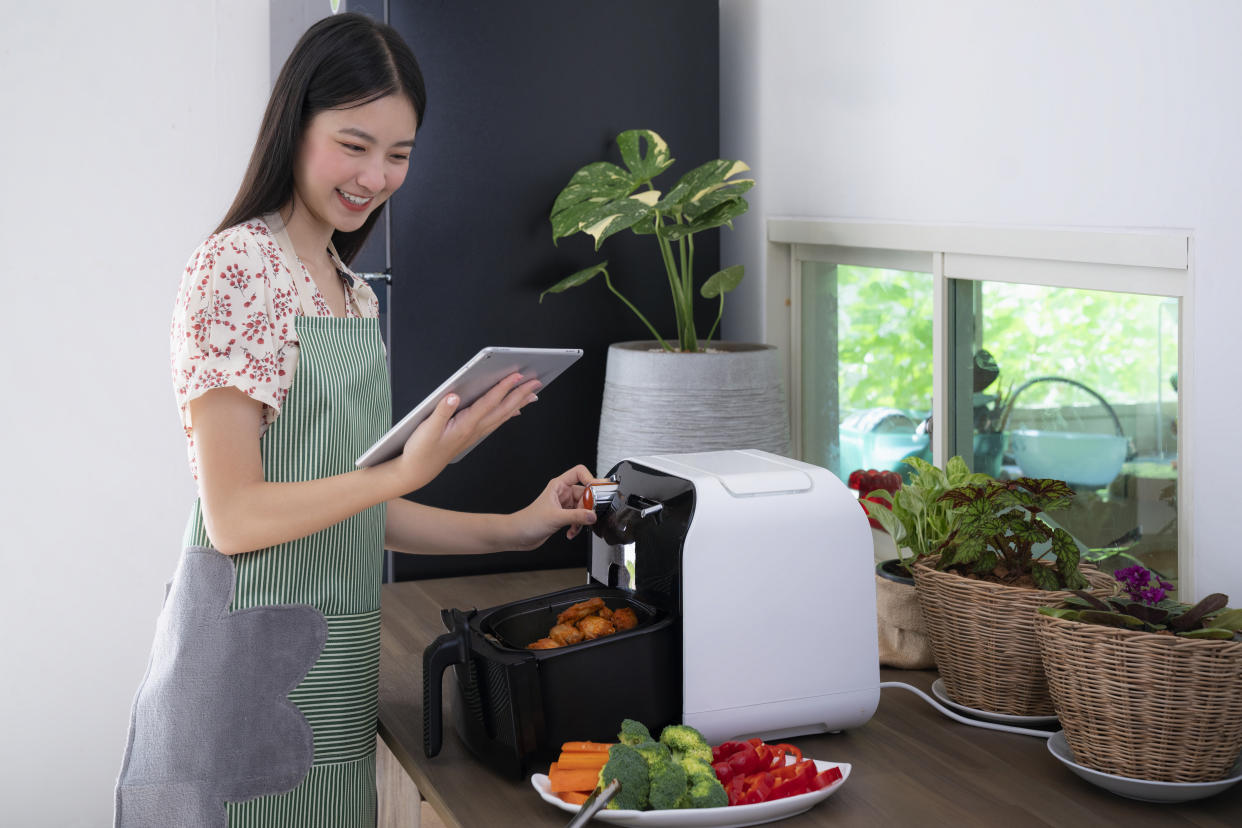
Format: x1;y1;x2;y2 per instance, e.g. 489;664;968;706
876;558;915;586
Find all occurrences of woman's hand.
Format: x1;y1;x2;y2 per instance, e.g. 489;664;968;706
507;465;604;550
392;372;540;493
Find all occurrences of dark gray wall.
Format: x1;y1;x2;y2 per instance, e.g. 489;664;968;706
385;0;721;578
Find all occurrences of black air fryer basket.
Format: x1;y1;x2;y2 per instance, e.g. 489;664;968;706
423;584;679;778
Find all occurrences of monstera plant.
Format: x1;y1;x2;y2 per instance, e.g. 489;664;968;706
540;129;754;353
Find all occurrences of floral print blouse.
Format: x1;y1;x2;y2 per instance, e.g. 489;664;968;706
170;217;379;478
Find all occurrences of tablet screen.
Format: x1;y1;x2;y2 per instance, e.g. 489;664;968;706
355;346;583;468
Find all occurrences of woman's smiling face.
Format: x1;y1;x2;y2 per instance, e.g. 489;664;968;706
291;94;418;233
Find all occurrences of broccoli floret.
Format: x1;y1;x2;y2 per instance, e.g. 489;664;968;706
630;740;688;810
682;758;728;808
618;718;654;746
598;743;650;811
658;724;714;766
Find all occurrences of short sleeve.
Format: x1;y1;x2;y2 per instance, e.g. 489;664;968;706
170;223;298;436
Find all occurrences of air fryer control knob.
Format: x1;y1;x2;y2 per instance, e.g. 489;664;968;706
595;494;663;546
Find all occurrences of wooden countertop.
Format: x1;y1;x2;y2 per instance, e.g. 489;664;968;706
378;569;1241;827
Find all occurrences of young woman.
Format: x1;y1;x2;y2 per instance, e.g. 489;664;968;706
116;13;596;827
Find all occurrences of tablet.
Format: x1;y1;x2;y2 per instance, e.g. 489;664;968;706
355;346;584;468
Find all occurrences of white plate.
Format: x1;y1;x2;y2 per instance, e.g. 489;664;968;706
1047;730;1242;803
531;758;850;827
931;678;1060;725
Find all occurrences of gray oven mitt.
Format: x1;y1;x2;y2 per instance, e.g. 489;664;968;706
115;546;328;828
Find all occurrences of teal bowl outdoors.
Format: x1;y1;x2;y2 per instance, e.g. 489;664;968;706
1010;429;1127;488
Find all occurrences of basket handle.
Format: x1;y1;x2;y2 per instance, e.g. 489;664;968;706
422;625;470;758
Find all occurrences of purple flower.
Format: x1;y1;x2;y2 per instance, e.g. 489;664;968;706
1114;564;1172;606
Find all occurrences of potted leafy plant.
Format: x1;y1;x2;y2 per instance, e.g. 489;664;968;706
1035;566;1242;783
541;128;753;353
910;477;1117;717
860;456;989;669
863;456;990;575
539;129;788;473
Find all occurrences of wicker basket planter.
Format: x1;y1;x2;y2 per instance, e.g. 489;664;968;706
1035;612;1242;782
912;558;1115;717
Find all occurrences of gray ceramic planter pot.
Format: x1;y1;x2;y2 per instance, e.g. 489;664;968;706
595;341;790;475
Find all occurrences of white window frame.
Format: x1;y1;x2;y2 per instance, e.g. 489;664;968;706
766;219;1194;592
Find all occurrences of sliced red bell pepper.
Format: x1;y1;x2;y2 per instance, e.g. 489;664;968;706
810;765;844;790
772;743;803;764
726;743;765;777
712;740;749;764
768;761;816;800
768;760;807;782
736;771;774;805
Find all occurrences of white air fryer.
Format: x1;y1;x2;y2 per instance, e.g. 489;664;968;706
589;449;881;743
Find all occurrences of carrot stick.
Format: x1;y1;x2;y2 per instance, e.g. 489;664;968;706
556;752;610;769
558;791;591;805
560;741;614;753
547;764;602;793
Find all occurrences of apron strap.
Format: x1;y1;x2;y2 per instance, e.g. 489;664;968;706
263;212;338;319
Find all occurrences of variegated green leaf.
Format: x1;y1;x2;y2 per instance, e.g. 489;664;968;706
664;197;750;241
550;161;636;218
539;261;609;301
684;180;754;222
630;214;660;235
1010;517;1051;543
672;159;754;220
1038;607;1082;620
1031;565;1058;591
616;129;674;186
551;198;612;242
1014;477;1076;511
700;265;744;299
1050;528;1087;588
949;536;984;566
654;180;693;211
576;196;657;249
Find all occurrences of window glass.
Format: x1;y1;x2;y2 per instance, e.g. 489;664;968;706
800;262;933;478
952;281;1179;589
800;263;1179;591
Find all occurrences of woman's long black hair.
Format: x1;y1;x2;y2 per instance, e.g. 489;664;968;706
216;12;426;265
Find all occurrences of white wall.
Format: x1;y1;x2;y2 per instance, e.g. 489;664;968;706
720;0;1242;602
0;2;268;824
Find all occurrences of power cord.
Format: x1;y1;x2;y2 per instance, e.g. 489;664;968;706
880;682;1056;739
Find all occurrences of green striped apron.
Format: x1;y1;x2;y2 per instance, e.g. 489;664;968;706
181;221;390;826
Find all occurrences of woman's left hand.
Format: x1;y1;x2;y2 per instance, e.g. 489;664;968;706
508;465;604;550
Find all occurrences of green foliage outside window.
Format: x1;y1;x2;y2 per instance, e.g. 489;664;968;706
836;266;1177;419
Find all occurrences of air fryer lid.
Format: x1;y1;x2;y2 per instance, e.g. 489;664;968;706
479;586;662;651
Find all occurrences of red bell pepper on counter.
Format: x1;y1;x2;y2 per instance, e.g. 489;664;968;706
712;737;840;806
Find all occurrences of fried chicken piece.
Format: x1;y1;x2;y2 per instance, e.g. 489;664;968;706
548;623;585;646
526;637;562;650
611;607;638;631
598;606;614;622
556;597;605;625
577;614;616;640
